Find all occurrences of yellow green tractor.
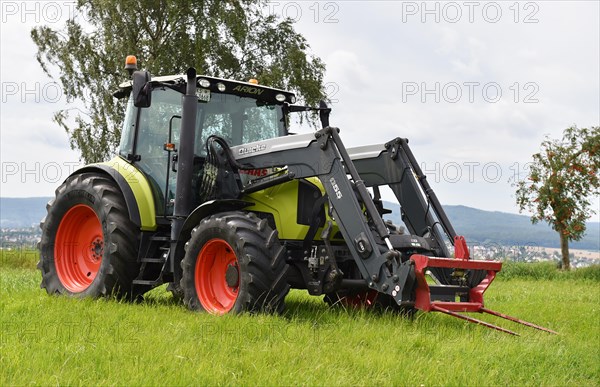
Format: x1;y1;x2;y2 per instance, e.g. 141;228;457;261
38;57;556;335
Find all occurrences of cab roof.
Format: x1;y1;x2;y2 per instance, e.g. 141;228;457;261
114;74;296;104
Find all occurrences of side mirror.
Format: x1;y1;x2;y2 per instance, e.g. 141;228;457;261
132;70;152;108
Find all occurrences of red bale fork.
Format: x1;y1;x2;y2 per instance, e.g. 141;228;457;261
411;236;558;336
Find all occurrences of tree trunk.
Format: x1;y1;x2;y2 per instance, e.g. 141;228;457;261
559;232;571;270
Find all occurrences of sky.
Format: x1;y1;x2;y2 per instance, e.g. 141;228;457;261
0;1;599;221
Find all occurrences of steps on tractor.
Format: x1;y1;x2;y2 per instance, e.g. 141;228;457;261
133;241;171;287
140;257;166;263
132;279;164;286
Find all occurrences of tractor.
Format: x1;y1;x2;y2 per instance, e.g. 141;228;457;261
38;56;555;335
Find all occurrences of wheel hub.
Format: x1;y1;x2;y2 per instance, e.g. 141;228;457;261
225;264;239;288
91;238;104;261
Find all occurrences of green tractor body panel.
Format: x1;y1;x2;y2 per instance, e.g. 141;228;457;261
101;157;157;231
244;177;340;241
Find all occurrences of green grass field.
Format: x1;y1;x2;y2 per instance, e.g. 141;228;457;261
1;251;599;386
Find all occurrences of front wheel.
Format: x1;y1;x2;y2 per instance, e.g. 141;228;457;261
180;212;289;315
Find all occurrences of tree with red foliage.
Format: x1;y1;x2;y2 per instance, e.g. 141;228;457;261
516;126;600;270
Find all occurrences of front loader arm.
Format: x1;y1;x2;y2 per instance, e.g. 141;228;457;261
348;137;457;257
231;128;414;304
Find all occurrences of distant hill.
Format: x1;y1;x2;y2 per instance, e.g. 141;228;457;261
0;197;50;228
383;202;599;251
1;197;598;250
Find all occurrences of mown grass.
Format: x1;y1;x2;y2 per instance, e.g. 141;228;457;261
498;260;600;281
1;251;599;386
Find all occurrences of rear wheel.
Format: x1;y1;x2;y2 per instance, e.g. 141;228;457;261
38;173;140;298
181;211;289;315
324;290;379;308
325;289;416;316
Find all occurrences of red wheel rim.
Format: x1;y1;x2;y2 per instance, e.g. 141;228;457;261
54;204;103;293
195;239;239;315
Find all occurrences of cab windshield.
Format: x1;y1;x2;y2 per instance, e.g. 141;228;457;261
196;92;285;155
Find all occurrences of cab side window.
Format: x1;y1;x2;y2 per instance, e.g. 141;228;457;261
134;88;183;215
118;96;137;158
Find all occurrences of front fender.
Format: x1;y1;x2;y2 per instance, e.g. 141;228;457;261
68;157;157;231
180;199;254;238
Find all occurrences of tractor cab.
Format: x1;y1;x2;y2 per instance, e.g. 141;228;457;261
114;71;296;216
